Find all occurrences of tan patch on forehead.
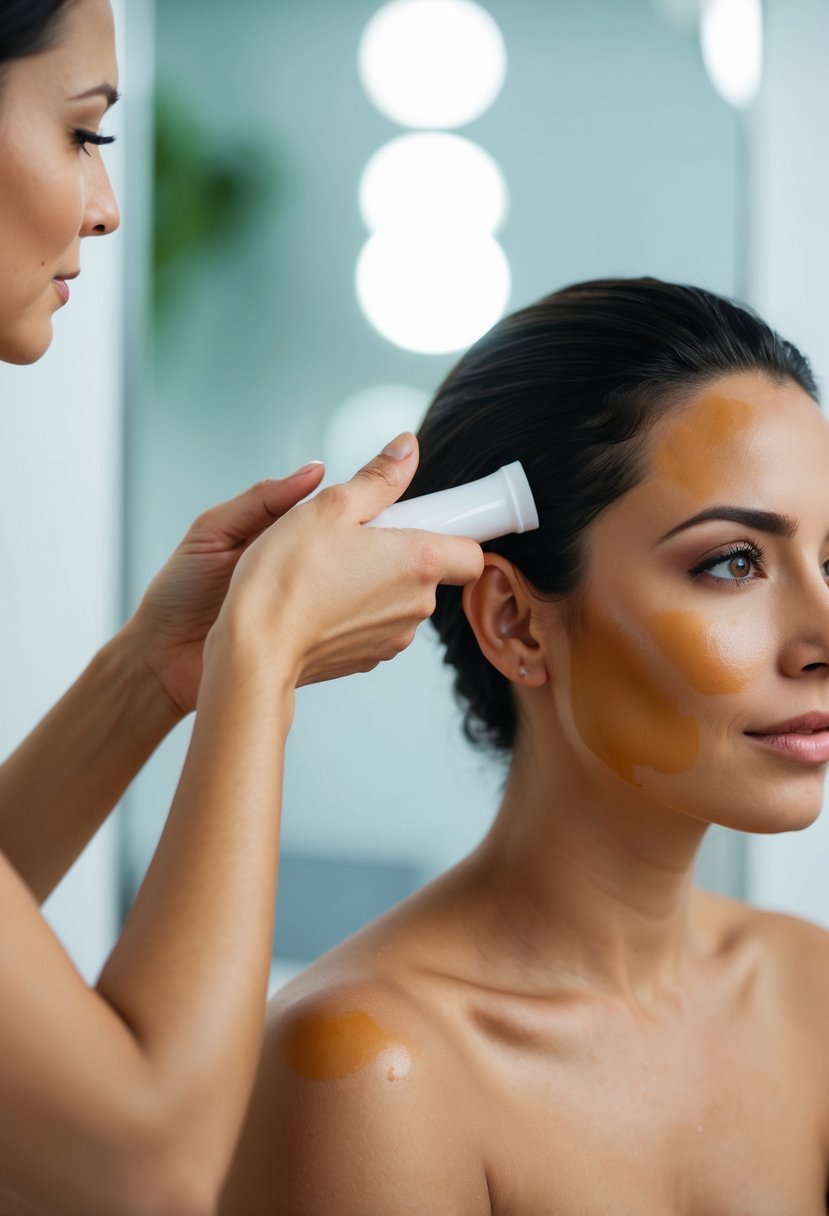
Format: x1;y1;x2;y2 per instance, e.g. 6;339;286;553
653;393;756;499
647;611;748;694
283;1009;412;1083
570;606;700;784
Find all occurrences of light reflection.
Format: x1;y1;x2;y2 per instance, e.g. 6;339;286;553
700;0;762;108
356;229;510;355
358;0;507;129
359;133;508;235
323;385;430;484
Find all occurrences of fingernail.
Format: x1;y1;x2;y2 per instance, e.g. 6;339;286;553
288;460;324;478
382;432;415;460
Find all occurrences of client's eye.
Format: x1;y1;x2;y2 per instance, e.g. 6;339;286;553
690;543;764;584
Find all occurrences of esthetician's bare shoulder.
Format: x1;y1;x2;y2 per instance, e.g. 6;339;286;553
222;884;829;1216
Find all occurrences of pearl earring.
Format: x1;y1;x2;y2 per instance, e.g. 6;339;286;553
518;663;528;679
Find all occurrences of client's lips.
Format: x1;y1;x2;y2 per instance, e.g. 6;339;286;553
745;712;829;764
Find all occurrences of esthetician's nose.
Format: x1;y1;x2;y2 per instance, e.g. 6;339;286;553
81;152;121;238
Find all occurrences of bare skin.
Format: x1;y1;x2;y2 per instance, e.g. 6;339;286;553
0;5;486;1211
0;435;482;1216
0;0;120;364
223;371;829;1215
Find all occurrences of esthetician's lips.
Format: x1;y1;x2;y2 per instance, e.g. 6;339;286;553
53;271;79;305
745;712;829;764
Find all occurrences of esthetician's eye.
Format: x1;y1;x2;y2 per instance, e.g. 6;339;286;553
72;129;116;156
690;542;764;585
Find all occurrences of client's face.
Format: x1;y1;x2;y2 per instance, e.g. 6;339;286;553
553;370;829;832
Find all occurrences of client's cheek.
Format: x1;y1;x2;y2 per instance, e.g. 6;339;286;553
569;610;700;785
647;610;751;694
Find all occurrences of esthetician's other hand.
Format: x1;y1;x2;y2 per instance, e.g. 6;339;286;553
212;432;485;688
122;461;327;718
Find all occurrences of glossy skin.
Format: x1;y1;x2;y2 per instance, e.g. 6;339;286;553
0;431;482;1216
222;372;829;1214
0;0;120;364
0;5;487;1209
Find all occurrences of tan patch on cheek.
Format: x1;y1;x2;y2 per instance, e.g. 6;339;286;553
283;1009;412;1082
654;394;755;499
647;610;749;694
570;608;700;783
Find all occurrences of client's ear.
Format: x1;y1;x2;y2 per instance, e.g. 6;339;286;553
462;554;548;686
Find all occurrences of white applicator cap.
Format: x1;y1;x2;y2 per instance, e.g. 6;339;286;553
366;461;539;543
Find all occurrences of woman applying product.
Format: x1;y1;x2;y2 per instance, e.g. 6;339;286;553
224;278;829;1214
0;2;483;1213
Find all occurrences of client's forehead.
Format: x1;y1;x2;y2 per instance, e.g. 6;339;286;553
584;371;829;559
651;385;756;502
644;371;827;509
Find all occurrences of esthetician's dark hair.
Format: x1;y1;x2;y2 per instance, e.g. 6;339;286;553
405;276;820;755
0;0;70;67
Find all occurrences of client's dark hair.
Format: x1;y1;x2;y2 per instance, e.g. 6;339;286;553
0;0;70;68
406;276;819;755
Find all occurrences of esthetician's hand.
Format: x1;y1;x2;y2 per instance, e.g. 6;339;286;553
121;461;327;718
212;432;485;688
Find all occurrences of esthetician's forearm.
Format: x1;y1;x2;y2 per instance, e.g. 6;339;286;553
0;628;181;902
94;622;292;1191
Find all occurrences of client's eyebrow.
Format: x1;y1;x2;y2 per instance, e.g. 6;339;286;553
658;506;798;544
70;84;121;109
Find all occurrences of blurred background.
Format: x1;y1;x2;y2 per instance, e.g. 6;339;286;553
0;0;827;985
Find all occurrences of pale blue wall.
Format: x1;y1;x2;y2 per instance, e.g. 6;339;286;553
125;0;742;953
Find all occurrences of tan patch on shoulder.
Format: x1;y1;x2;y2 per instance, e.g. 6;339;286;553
282;1007;414;1083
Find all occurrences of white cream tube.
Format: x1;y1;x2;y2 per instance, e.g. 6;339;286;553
366;461;539;543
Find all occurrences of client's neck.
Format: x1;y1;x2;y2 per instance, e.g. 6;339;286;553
467;724;710;1009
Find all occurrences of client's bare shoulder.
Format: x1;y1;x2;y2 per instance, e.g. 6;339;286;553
745;896;829;1045
220;903;491;1216
699;885;829;1010
695;886;829;1133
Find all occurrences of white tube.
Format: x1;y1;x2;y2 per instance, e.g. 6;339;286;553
366;461;539;542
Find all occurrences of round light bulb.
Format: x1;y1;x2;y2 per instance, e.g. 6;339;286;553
356;229;510;355
358;0;507;129
359;132;508;235
700;0;762;108
323;385;430;484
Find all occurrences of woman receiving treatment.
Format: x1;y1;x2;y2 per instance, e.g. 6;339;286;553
0;2;482;1213
223;277;829;1214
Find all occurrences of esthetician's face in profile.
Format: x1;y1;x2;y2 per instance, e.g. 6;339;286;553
545;371;829;833
0;0;120;365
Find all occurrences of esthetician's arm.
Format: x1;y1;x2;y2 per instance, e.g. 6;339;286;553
0;441;484;1216
0;462;325;903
